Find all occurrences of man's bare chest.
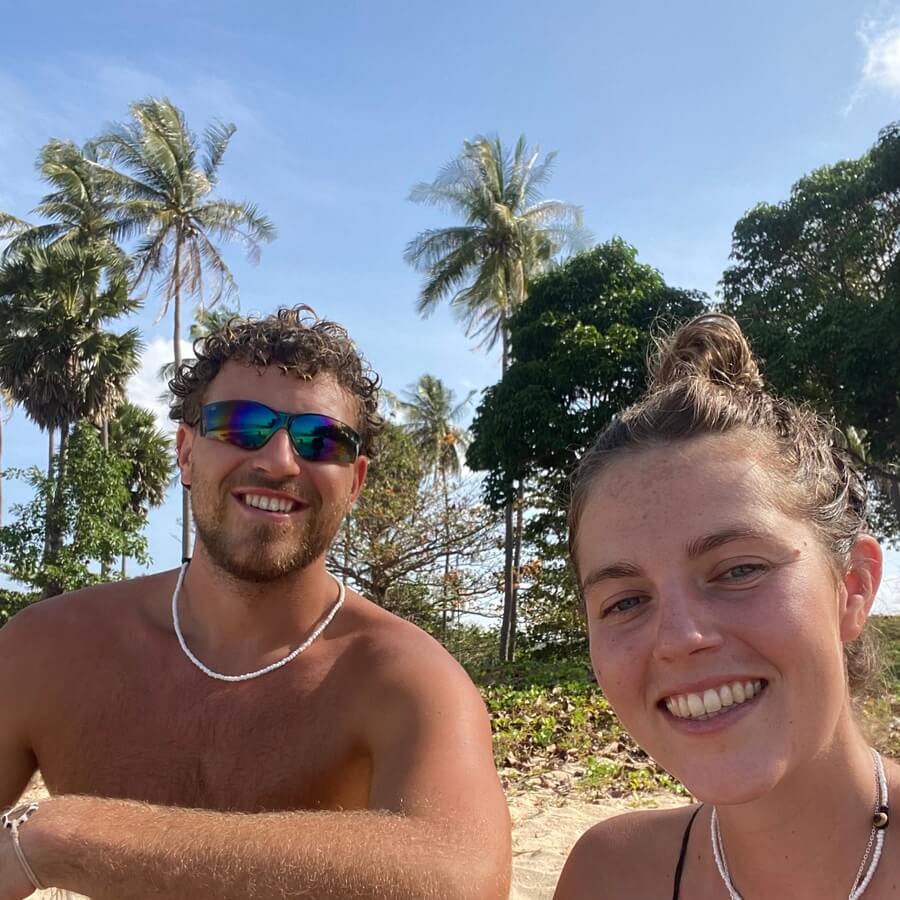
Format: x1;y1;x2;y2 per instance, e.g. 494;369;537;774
35;656;372;813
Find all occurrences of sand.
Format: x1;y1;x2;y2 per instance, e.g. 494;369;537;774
20;771;687;899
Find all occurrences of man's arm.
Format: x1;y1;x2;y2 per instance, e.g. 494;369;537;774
4;633;511;900
0;609;41;810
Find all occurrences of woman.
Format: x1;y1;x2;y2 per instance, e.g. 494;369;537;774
554;314;897;899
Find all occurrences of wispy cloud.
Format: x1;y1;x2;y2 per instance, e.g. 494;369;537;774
847;10;900;112
127;337;193;433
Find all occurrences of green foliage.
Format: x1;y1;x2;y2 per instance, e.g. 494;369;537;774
467;240;706;650
722;122;900;540
405;134;585;354
476;661;685;796
468;239;707;503
0;422;149;593
329;423;502;636
0;588;35;626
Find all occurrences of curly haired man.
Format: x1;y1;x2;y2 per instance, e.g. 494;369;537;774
0;307;511;900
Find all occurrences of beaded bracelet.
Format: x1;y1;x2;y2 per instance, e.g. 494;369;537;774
2;803;46;891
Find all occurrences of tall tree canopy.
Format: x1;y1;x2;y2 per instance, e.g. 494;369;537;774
468;239;707;504
722;122;900;537
405;134;585;659
94;98;276;558
405;134;585;366
468;240;706;652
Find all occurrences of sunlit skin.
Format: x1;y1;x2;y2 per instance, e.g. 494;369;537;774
0;360;511;900
554;432;899;899
173;362;369;669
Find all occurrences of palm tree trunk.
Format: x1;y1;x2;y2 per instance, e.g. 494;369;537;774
440;469;450;645
174;238;193;562
100;417;110;579
509;481;524;660
0;413;3;528
498;324;517;662
43;422;69;598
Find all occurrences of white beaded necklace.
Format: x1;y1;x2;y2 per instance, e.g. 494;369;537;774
171;563;346;682
710;748;889;900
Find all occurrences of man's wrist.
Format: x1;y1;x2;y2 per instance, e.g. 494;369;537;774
20;797;81;894
3;802;46;890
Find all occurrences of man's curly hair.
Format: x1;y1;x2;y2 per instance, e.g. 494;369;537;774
169;305;384;458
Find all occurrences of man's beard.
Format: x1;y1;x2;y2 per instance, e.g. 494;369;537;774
190;475;348;583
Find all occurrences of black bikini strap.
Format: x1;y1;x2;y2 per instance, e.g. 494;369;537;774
672;804;704;900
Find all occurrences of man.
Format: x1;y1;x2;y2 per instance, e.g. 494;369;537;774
0;307;511;899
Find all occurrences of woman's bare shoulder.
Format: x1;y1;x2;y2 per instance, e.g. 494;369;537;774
553;804;700;900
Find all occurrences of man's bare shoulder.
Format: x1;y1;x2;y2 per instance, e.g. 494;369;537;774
0;570;178;659
554;805;699;900
341;590;481;698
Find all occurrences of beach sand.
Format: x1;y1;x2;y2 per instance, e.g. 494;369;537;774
22;772;687;899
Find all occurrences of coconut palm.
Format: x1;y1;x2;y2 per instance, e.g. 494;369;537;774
94;98;276;560
405;134;584;660
399;375;474;643
2;140;125;261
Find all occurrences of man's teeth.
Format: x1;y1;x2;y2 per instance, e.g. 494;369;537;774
665;680;764;720
241;494;297;513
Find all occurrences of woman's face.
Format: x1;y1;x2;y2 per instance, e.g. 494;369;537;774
574;433;872;804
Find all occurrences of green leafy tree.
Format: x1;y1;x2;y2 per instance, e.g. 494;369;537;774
106;402;174;576
405;134;585;660
0;423;150;595
95;98;276;560
2;140;126;261
721;122;900;540
0;242;141;591
398;375;474;639
0;387;11;526
468;240;707;653
329;423;501;642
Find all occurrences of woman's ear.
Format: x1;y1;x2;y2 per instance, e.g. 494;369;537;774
839;534;883;643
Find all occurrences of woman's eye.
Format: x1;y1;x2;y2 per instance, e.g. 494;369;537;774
602;595;645;617
719;563;766;581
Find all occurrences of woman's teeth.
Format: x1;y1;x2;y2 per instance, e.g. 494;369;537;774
242;494;297;513
665;680;764;720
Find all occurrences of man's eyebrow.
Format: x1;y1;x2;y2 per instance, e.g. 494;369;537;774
685;528;771;560
581;561;644;592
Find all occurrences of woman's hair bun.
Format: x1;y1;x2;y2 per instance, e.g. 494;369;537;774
649;313;764;393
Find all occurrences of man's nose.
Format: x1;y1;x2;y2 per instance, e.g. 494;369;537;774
251;427;303;476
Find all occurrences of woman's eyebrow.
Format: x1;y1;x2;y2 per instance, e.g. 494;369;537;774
684;527;771;560
582;561;644;591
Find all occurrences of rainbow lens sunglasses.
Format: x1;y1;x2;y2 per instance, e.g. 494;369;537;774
199;400;361;464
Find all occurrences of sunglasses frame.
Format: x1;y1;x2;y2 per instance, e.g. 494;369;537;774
198;400;361;463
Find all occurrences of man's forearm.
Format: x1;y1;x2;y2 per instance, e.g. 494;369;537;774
24;796;505;900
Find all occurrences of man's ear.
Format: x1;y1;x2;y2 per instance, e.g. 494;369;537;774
176;423;195;489
839;534;883;643
348;455;369;508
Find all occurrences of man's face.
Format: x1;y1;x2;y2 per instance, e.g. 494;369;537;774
176;362;368;582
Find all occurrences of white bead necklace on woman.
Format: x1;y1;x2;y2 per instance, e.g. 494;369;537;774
711;748;890;900
171;562;346;682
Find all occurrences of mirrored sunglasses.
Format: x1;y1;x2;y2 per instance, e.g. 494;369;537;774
199;400;361;464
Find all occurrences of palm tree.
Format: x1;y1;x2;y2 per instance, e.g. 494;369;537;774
399;375;473;642
2;140;125;261
0;241;141;591
0;387;12;526
405;134;584;660
107;401;174;577
93;98;276;561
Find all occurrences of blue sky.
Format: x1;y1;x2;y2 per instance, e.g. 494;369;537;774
1;0;898;609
